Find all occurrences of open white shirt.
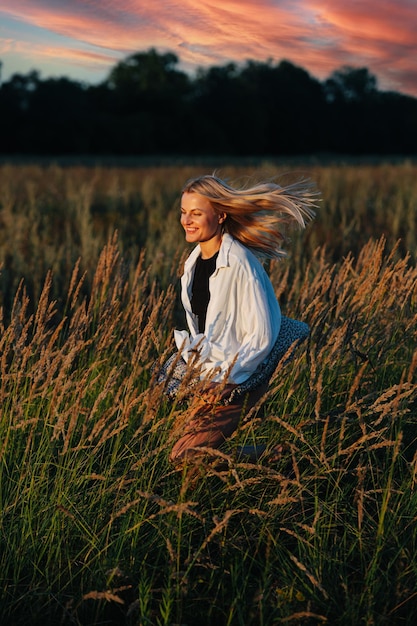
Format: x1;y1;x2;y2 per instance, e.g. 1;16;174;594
174;233;281;384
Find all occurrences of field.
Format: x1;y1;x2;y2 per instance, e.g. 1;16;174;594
0;161;416;625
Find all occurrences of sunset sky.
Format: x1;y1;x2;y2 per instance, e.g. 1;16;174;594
0;0;416;97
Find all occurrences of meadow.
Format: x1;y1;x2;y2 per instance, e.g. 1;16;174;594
0;161;416;625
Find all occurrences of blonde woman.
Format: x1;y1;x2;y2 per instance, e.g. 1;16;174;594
161;174;317;464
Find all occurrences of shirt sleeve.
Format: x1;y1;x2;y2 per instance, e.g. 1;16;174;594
231;269;280;382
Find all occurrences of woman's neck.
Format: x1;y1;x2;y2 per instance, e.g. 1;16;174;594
199;233;222;259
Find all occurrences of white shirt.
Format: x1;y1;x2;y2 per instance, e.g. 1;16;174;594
174;233;281;384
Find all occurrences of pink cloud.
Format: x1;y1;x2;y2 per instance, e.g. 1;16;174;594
22;41;118;69
313;0;416;45
0;1;148;52
0;0;416;96
307;0;417;92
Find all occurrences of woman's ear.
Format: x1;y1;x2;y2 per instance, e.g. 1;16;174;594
218;212;227;224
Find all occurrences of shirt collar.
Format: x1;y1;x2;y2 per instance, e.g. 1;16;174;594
184;233;234;273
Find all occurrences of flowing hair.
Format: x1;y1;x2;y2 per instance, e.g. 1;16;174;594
182;174;318;259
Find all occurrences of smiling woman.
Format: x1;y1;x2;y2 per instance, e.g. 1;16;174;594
157;172;319;466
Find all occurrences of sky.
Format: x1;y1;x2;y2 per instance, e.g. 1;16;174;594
0;0;416;97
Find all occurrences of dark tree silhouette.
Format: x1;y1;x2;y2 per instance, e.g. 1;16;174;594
26;77;92;153
0;48;416;156
106;49;188;109
190;59;325;155
324;66;378;103
322;66;417;154
190;63;246;153
0;70;40;151
100;49;192;153
240;59;326;154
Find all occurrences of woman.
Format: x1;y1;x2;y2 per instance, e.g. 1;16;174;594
163;173;317;464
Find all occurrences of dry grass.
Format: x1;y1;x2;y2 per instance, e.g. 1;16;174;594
0;162;416;625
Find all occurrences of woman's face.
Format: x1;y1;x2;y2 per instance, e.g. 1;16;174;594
180;192;224;246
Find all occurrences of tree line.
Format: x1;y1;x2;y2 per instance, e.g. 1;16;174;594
1;48;416;156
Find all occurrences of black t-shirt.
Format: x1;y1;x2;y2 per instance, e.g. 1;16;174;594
191;251;219;333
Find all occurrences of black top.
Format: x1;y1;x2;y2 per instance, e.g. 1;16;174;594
191;251;219;333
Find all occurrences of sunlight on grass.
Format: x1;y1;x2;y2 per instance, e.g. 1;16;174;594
0;162;416;624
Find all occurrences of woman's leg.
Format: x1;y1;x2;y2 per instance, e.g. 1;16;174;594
169;382;268;464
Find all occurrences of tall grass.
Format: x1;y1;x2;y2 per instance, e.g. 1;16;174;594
0;162;416;625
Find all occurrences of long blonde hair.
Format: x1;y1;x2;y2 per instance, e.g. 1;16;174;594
182;174;318;258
